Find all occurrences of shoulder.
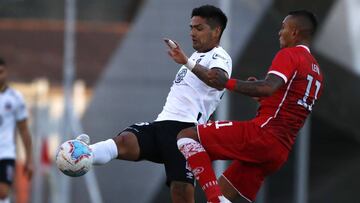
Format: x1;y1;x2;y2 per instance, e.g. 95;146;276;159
273;47;301;62
212;46;231;60
6;87;25;104
276;47;294;55
204;47;232;67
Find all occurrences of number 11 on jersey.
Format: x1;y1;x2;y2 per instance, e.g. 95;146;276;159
297;74;321;111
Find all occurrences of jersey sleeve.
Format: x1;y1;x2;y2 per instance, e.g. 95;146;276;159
208;51;232;76
15;92;28;121
268;49;297;84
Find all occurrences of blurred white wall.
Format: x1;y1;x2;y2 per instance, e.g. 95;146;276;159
315;0;360;75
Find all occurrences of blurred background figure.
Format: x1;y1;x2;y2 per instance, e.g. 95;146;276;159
0;58;33;203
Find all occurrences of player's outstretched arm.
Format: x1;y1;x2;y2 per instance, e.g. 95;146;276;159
246;77;261;102
212;73;284;97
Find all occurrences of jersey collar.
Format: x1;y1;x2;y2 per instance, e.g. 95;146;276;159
296;45;310;53
196;46;219;53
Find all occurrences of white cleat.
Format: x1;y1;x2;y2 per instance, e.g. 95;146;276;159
219;196;232;203
207;196;232;203
76;134;90;145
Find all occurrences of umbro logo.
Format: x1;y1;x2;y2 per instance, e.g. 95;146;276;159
312;64;320;75
186;172;194;179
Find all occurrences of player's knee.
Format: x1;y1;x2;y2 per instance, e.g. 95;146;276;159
113;132;140;160
170;182;194;203
177;127;198;141
0;185;9;199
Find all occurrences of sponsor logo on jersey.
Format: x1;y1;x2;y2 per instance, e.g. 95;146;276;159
196;58;202;64
312;64;320;75
212;53;226;61
175;68;187;83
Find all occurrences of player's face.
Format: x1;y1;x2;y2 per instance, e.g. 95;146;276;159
0;65;7;86
190;16;220;52
278;16;297;48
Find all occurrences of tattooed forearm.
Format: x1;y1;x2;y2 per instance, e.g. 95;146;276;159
192;65;228;90
233;80;273;97
192;65;210;84
233;74;284;97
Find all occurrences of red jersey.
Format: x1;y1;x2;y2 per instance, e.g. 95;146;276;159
253;45;323;149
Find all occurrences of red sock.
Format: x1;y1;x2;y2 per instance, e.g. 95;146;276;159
178;140;222;202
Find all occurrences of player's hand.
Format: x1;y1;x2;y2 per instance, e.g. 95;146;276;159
247;77;261;102
163;38;188;65
24;160;34;179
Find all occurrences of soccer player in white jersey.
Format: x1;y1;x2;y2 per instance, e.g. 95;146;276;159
75;5;232;203
0;58;33;203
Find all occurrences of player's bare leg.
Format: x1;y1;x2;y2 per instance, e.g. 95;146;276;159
0;183;10;203
177;127;199;141
218;176;238;200
218;176;249;203
112;131;140;161
81;131;140;165
170;181;194;203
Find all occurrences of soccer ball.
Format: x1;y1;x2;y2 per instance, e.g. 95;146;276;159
56;139;93;177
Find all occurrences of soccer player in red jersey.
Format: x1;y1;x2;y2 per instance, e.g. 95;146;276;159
174;10;323;203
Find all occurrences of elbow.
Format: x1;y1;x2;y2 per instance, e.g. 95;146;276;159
206;80;224;91
261;87;276;97
262;91;273;97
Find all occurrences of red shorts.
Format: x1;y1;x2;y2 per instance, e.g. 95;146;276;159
197;120;289;202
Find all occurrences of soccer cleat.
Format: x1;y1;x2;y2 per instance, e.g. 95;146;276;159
76;134;90;145
207;196;232;203
219;196;232;203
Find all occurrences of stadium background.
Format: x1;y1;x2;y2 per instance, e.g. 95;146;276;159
0;0;359;202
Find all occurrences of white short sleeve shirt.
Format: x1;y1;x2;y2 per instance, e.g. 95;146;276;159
156;46;232;124
0;87;28;159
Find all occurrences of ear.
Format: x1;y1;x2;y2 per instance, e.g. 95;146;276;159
292;28;300;39
214;26;222;38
